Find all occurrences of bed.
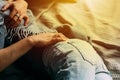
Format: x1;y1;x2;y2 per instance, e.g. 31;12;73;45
1;0;120;80
27;0;120;80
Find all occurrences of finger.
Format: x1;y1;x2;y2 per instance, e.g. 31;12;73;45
11;15;21;28
58;33;69;40
4;16;11;24
13;18;21;27
4;16;12;28
5;20;12;28
53;37;63;41
8;12;21;27
23;15;29;26
4;16;15;28
4;16;12;26
19;15;25;26
53;33;60;38
53;33;68;41
10;9;18;18
51;37;64;45
2;2;12;11
52;33;62;41
5;15;18;28
5;19;14;28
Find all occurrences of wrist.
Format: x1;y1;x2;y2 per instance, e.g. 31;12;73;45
27;36;36;47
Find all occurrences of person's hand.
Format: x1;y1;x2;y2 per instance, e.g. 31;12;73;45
28;33;68;47
2;0;29;28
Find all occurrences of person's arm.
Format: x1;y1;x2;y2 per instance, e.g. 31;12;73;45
0;38;33;72
0;33;68;72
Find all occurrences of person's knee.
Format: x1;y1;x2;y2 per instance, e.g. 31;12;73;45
66;39;105;65
42;40;83;69
43;39;104;68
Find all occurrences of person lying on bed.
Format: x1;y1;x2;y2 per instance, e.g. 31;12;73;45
0;0;113;80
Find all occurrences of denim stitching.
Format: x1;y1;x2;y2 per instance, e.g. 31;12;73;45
67;41;94;65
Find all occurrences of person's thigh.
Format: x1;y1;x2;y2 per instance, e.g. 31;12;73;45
42;39;112;80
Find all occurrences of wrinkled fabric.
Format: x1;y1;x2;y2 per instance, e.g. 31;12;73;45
27;0;120;79
43;39;112;80
0;0;117;80
4;8;112;80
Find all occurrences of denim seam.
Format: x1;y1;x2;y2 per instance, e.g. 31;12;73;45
67;42;94;65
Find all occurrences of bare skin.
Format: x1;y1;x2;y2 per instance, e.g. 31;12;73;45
0;33;68;72
2;0;29;27
0;0;69;72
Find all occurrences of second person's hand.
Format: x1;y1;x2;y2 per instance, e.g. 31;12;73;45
28;33;69;47
2;0;29;28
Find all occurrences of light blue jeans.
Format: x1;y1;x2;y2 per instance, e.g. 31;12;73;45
0;1;8;48
43;39;112;80
0;1;113;80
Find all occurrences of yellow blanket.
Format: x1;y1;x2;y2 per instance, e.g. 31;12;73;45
28;0;120;79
